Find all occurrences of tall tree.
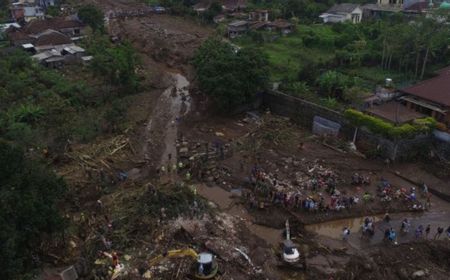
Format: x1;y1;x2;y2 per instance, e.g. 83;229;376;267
0;140;66;279
193;39;269;113
78;4;105;32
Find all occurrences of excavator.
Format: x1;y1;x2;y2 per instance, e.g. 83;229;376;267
149;248;219;279
280;219;306;270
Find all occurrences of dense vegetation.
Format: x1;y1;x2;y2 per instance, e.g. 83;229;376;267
0;0;8;21
0;141;67;280
0;37;140;153
234;12;450;109
78;4;105;32
193;38;269;113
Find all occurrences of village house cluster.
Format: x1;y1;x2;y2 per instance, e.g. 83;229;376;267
319;0;447;24
192;0;294;38
0;0;92;68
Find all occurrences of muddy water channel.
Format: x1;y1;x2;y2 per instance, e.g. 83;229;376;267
159;73;191;165
197;185;283;247
306;199;450;249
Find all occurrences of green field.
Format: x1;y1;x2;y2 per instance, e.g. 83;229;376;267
234;24;341;81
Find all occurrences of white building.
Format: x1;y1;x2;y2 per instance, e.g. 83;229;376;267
319;4;363;24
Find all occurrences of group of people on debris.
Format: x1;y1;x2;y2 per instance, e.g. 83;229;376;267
377;179;430;210
246;165;383;213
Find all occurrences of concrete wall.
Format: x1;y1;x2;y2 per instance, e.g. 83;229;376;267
434;138;450;161
262;90;433;161
262;90;353;134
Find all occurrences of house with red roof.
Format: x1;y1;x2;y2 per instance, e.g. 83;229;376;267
400;67;450;127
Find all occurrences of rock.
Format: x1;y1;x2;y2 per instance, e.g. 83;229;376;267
143;270;152;278
363;263;372;271
396;268;409;280
215;132;225;137
412;270;426;278
208;201;217;209
179;147;189;154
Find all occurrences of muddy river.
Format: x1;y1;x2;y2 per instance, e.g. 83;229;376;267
306;201;450;249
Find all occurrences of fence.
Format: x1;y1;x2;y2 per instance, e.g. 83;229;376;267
262;90;434;161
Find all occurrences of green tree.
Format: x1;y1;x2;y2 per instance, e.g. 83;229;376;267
0;140;67;279
46;5;60;17
90;41;140;93
317;70;352;97
0;0;8;21
78;4;105;32
203;1;222;22
193;39;269;113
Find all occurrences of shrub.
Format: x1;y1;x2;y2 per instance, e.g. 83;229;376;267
344;109;436;139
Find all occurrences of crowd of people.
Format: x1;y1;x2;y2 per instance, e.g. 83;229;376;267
245;164;368;213
341;213;450;244
244;162;431;217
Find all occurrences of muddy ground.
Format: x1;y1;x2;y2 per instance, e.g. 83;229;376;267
41;1;450;280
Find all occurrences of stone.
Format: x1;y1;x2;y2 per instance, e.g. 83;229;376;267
215;132;225;137
179;147;188;154
412;270;426;278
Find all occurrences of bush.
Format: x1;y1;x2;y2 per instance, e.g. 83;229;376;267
344;109;436;139
317;70;353;97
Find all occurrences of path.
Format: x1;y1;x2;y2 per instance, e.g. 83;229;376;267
135;73;191;180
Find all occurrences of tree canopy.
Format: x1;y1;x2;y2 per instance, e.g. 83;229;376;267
78;4;105;32
85;36;141;94
193;39;269;113
0;140;66;279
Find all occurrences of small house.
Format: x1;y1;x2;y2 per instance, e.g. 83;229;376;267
222;0;247;12
266;20;294;35
32;49;65;68
193;1;211;14
213;14;226;23
24;18;86;38
319;4;363;23
248;10;269;22
24;6;45;22
400;67;450;127
227;20;248;38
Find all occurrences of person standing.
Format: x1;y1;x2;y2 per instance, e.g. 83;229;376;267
343;227;351;241
425;224;431;239
415;225;423;239
384;212;391;223
388;228;397;244
434;226;444;239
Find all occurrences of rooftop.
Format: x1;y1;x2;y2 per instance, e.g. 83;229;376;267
24;18;84;34
365;101;425;124
32;29;72;46
228;20;248;27
401;66;450;107
327;3;360;14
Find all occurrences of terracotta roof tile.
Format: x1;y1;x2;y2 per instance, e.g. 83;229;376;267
401;67;450;107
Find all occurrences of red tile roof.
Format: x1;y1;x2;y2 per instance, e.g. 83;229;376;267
401;67;450;107
24;18;84;34
33;30;72;46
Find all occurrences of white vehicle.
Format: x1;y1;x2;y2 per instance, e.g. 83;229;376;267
282;240;300;263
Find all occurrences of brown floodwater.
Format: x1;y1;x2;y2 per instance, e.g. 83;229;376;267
306;205;450;249
197;184;283;246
